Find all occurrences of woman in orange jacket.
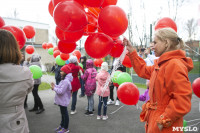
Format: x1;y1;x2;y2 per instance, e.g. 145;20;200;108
123;28;193;133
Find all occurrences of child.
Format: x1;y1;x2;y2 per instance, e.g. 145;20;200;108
81;59;97;116
96;62;110;120
139;80;150;103
51;65;73;133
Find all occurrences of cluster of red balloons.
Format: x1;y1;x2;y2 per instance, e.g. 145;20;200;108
0;17;36;50
48;0;128;59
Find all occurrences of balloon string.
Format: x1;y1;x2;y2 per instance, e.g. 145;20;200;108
185;44;200;56
185;118;200;123
110;105;124;115
187;121;200;127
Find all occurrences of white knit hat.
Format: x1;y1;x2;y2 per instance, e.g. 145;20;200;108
101;62;108;71
68;55;77;63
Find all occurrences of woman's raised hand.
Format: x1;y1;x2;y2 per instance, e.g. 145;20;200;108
123;38;135;53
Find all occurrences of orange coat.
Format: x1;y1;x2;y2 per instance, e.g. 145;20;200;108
127;50;193;133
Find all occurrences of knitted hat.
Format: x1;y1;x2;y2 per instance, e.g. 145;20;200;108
101;62;108;71
61;65;71;74
68;55;77;63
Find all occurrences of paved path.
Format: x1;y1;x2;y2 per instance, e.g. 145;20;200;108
25;75;200;133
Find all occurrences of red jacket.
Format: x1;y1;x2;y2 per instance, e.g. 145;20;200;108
68;63;81;92
128;50;193;133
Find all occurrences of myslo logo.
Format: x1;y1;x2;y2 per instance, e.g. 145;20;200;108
172;126;198;132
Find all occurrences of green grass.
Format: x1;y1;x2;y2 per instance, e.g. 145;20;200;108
39;82;51;91
42;72;55;76
189;61;200;74
134;83;147;89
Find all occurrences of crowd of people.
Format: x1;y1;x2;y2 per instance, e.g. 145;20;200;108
0;27;193;133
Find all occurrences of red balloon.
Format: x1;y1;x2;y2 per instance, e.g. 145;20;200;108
84;13;98;35
25;45;34;54
53;0;84;7
42;42;47;49
0;16;5;28
53;46;59;52
94;58;103;67
101;0;118;8
58;40;76;54
155;17;177;32
87;7;101;18
98;5;128;37
48;0;54;17
85;33;114;58
53;50;60;58
113;82;119;87
1;25;26;49
122;55;132;68
109;39;124;57
53;1;87;32
23;25;35;39
60;53;70;61
117;82;139;105
47;43;54;49
192;78;200;98
55;26;84;42
72;50;81;59
84;0;104;7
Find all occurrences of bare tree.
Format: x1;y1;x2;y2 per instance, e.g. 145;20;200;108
167;0;186;21
185;18;198;40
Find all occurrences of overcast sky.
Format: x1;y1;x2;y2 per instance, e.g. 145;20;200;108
0;0;200;43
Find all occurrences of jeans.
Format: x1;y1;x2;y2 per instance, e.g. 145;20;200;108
98;96;108;116
109;83;119;101
32;84;44;109
71;90;78;111
87;94;94;112
59;106;69;129
79;77;85;96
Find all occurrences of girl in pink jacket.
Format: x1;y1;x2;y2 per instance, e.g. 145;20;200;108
96;62;110;120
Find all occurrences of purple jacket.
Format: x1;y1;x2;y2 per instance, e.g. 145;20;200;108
53;73;73;107
139;89;150;103
81;59;97;96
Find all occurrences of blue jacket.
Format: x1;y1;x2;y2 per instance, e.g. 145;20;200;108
53;73;73;107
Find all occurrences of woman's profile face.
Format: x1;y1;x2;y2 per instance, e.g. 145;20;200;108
152;36;166;57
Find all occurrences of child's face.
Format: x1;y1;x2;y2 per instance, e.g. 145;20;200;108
60;71;65;77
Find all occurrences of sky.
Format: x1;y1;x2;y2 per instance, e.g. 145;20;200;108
0;0;200;44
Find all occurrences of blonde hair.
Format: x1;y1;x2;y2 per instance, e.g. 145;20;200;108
154;28;185;50
0;29;22;65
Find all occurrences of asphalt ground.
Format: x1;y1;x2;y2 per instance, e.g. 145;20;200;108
25;75;200;133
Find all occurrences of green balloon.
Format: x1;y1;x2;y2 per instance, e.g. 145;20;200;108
79;63;83;68
116;72;132;85
112;71;122;83
56;55;65;66
48;48;54;55
29;65;42;79
183;120;187;127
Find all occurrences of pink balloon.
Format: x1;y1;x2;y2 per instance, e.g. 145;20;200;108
85;33;114;58
1;25;26;49
53;1;87;32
